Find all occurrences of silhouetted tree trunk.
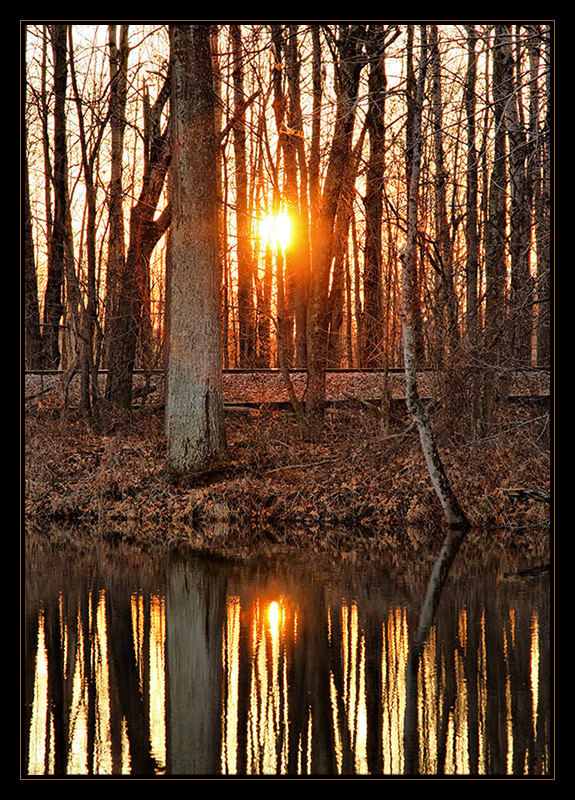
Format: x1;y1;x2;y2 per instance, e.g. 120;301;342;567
285;24;311;367
429;25;459;364
42;24;70;370
363;24;396;368
165;24;228;479
69;26;110;419
531;25;551;367
105;70;171;410
481;26;510;432
327;127;365;367
24;25;43;369
464;25;480;349
306;25;366;438
270;24;296;366
503;26;533;365
104;25;129;368
231;24;256;368
309;26;322;241
251;92;272;367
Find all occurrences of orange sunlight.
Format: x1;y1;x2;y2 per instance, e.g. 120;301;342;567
259;209;291;251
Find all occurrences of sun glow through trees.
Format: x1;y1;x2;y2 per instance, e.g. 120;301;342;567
259;209;291;251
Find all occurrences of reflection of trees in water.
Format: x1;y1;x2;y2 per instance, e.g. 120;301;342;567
24;545;550;776
24;545;167;776
167;557;229;775
404;528;466;774
403;530;550;775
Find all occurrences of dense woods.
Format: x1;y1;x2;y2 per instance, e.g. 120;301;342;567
24;23;551;532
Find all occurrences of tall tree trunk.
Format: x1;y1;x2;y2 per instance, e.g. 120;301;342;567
464;25;480;349
327;127;365;366
252;95;272;367
363;24;395;368
464;25;482;438
104;25;129;368
210;25;229;370
400;25;469;531
306;25;366;437
326;181;353;368
105;72;171;410
531;25;551;367
309;26;322;244
69;26;110;419
270;25;296;365
404;26;426;366
503;26;533;365
165;24;228;480
24;25;44;369
481;26;510;432
285;24;310;367
429;25;458;365
231;25;256;368
42;24;69;370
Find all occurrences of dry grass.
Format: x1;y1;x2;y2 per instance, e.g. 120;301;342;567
24;397;550;558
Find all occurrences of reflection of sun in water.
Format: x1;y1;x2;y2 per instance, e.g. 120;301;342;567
268;600;280;634
260;210;291;251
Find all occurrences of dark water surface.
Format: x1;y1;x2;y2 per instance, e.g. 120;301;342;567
23;530;551;778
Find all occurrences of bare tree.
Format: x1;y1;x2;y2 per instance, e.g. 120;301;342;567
68;26;111;418
104;25;129;368
306;25;367;438
503;25;533;365
105;64;171;410
400;26;469;531
231;24;257;368
24;25;44;369
42;24;70;370
284;24;311;367
529;25;551;367
363;25;400;368
165;24;228;480
428;25;459;364
481;26;511;432
464;24;480;350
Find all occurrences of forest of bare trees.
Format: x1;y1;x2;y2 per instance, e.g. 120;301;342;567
23;23;551;461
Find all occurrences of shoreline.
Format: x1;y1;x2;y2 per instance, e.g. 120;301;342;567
24;400;551;564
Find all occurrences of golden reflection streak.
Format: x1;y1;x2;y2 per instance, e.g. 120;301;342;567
247;600;278;774
329;668;343;773
30;588;167;776
28;580;545;777
234;597;295;774
149;594;166;772
222;596;241;775
27;610;51;774
453;644;469;773
478;610;487;774
530;612;539;738
68;600;89;774
93;590;112;774
131;592;145;694
382;607;408;774
504;609;515;773
66;591;113;774
130;591;167;774
333;602;369;773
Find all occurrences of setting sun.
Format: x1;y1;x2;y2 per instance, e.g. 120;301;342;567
259;209;291;251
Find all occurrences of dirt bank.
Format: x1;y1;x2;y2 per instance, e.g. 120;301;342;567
24;394;551;562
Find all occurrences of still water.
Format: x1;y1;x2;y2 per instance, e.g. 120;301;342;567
23;530;551;778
